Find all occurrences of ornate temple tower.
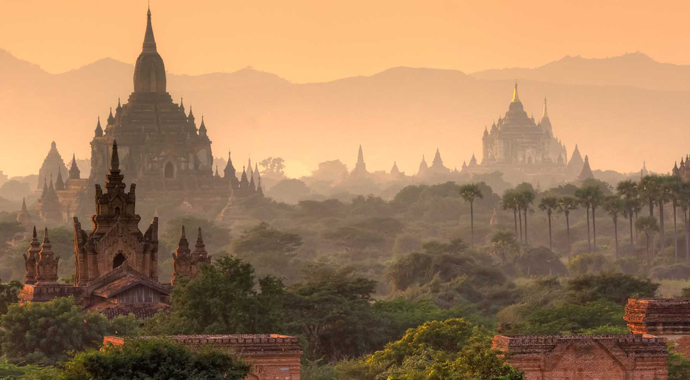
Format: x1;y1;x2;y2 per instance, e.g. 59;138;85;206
73;141;159;286
89;7;214;184
35;228;60;284
481;83;567;168
351;145;369;178
429;149;450;174
37;142;68;190
171;226;211;285
22;227;40;285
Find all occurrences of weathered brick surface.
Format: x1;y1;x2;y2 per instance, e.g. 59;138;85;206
492;334;668;380
625;298;690;335
104;334;302;380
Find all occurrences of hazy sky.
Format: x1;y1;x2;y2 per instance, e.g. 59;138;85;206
0;0;687;82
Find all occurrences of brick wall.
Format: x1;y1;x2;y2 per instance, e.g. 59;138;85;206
104;334;302;380
492;334;668;380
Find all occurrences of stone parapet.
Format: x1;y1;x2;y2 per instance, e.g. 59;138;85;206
19;283;82;303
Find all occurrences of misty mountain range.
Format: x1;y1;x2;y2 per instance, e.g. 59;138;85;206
1;50;688;178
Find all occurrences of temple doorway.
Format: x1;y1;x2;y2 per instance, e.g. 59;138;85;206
165;162;174;178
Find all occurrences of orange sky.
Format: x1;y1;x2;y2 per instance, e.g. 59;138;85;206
1;0;689;178
0;0;687;83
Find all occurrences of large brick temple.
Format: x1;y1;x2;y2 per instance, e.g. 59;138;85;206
34;7;263;222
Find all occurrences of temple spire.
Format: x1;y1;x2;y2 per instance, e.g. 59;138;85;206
143;4;157;52
199;115;207;135
110;140;120;171
107;107;115;125
543;97;549;118
95;116;103;137
511;81;520;103
357;145;364;163
69;153;81;179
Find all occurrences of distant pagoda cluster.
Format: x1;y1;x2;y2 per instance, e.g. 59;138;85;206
345;83;593;185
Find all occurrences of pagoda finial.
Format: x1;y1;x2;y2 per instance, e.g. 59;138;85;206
95;116;103;137
357;145;364;163
110;140;120;171
108;107;115;125
143;2;157;52
511;80;520;103
543;97;548;118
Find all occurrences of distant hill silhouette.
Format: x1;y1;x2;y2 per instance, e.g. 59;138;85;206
471;53;690;92
0;49;688;178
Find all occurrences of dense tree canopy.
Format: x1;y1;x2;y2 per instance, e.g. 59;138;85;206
59;339;249;380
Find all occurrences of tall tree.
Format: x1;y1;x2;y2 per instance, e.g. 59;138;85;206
538;196;559;251
657;175;675;256
589;186;604;251
679;182;690;262
603;195;624;258
558;196;579;262
636;216;659;267
516;183;536;244
667;176;683;263
459;184;483;248
639;175;661;217
575;186;593;252
617;180;639;246
502;190;520;243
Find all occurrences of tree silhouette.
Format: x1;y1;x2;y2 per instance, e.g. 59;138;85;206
617;180;639;246
501;189;520;243
515;183;536;244
538;196;559;251
459;183;483;248
558;196;579;262
639;175;661;217
636;216;659;267
603;195;624;258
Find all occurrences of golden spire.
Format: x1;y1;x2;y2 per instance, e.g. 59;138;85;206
511;81;520;103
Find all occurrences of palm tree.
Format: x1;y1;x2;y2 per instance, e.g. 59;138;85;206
657;175;675;255
603;195;624;258
589;186;604;251
678;181;690;262
502;190;520;242
639;175;661;217
636;216;659;267
538;196;559;251
666;176;683;262
558;196;579;262
516;184;536;244
575;186;593;252
617;180;638;246
459;183;483;248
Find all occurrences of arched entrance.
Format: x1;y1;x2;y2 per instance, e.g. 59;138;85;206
164;162;174;179
113;252;126;269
